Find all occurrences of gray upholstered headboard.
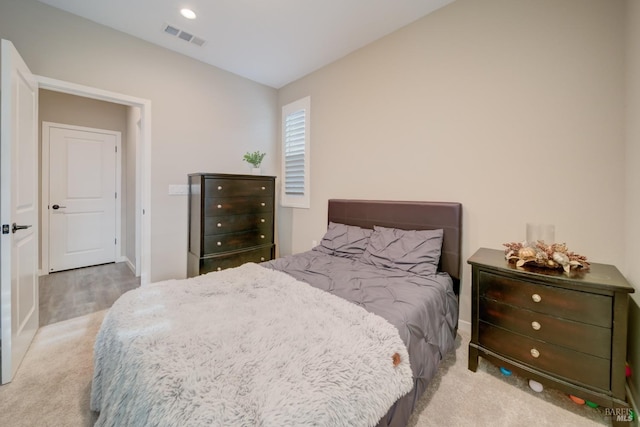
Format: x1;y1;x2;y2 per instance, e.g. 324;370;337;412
327;199;463;295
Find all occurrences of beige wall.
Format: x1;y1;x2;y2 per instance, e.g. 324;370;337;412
39;90;128;136
278;0;627;335
0;0;278;282
625;0;640;412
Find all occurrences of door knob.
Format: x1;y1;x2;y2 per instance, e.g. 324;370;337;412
12;223;32;233
52;204;67;210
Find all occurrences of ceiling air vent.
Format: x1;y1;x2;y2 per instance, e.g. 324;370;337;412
191;37;206;47
178;30;193;42
164;24;180;36
162;23;206;47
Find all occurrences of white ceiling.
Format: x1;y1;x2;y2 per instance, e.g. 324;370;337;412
37;0;454;88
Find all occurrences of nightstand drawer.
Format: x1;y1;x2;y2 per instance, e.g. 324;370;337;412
479;322;610;390
479;297;611;358
479;271;611;327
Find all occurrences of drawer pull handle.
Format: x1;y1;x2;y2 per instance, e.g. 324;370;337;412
261;186;266;190
217;223;222;228
531;293;542;303
530;348;540;358
261;202;266;207
217;186;223;190
260;218;265;223
531;321;541;331
217;242;222;246
217;204;222;209
260;257;265;261
217;267;222;271
260;235;265;239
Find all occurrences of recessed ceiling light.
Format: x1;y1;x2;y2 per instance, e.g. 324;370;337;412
180;8;196;20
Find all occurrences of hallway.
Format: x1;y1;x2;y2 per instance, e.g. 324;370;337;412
39;262;139;326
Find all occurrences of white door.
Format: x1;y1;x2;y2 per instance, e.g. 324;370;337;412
0;39;39;384
46;125;118;272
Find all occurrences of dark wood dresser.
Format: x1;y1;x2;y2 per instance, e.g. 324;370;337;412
468;248;634;422
187;173;275;277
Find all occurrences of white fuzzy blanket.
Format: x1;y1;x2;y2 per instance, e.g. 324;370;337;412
90;263;413;427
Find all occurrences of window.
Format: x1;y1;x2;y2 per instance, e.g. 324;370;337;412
281;96;310;208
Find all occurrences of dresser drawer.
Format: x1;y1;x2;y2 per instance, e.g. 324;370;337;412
203;229;273;254
199;246;274;274
204;213;273;235
479;322;610;390
203;178;273;198
204;197;273;216
478;271;612;327
479;297;611;358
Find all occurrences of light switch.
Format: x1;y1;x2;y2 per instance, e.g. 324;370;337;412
168;184;189;195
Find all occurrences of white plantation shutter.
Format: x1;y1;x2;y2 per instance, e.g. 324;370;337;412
281;97;310;208
284;110;305;195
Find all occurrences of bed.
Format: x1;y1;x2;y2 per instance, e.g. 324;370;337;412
90;199;462;427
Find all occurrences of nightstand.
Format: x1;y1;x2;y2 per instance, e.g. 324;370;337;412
468;248;634;425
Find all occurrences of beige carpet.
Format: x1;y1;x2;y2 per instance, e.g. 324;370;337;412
0;311;615;426
0;311;102;427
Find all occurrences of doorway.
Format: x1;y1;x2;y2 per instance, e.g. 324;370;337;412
35;75;151;285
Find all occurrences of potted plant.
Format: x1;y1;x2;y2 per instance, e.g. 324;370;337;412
243;151;266;175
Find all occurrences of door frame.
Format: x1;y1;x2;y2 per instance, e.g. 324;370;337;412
41;122;122;274
36;75;152;285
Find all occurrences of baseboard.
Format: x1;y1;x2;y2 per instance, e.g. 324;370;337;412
122;257;136;275
457;318;471;336
38;259;134;276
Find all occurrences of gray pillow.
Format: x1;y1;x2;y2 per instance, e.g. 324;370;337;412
361;226;444;275
313;222;373;259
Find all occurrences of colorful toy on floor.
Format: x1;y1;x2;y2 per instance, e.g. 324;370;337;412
499;367;512;376
626;362;632;378
569;395;585;405
528;379;543;392
585;401;598;408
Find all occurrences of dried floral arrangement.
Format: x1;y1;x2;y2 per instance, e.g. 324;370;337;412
503;241;590;273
